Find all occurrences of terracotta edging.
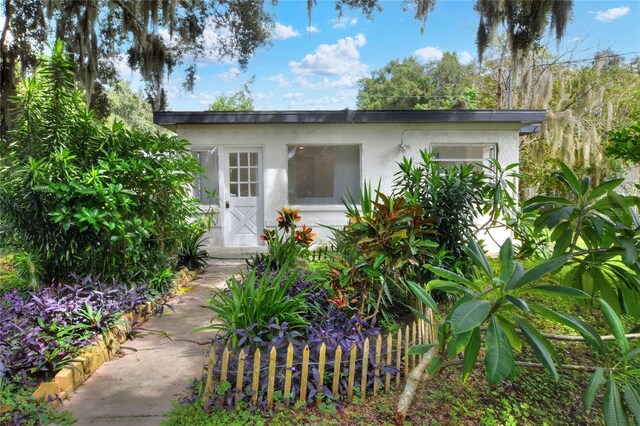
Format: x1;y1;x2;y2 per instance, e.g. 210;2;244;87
28;268;199;405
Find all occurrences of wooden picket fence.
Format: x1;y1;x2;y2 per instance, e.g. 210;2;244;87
308;246;330;262
201;304;437;409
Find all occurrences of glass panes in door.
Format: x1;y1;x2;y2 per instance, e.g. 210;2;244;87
228;152;259;197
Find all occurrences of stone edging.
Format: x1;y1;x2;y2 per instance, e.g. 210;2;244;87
29;268;199;404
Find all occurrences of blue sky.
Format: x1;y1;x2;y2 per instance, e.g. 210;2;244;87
121;0;640;111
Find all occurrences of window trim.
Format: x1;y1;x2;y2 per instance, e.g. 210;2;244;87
285;143;362;207
429;143;498;167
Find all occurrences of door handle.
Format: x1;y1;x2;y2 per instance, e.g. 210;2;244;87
225;201;230;209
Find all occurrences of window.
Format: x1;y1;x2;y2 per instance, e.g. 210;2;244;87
193;148;219;205
431;144;496;171
228;151;259;198
287;145;360;205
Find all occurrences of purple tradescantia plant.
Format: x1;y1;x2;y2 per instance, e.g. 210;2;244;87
0;274;150;383
196;310;399;413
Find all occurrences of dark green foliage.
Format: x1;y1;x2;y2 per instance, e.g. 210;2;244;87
393;150;486;273
524;162;640;317
0;42;201;284
606;121;640;165
176;224;210;271
195;265;314;346
357;54;476;110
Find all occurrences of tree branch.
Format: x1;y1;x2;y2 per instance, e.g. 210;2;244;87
443;358;613;373
478;326;640;342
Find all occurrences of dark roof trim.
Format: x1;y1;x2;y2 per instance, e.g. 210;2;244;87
153;109;546;128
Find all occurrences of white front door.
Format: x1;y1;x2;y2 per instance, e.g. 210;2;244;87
224;148;262;246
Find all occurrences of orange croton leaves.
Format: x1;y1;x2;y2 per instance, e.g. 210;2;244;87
294;224;316;246
276;207;301;232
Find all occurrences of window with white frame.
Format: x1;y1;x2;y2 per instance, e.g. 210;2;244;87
430;144;496;171
287;145;360;205
192;148;219;205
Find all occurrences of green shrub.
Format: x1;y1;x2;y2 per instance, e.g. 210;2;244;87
176;223;209;271
333;186;438;320
195;265;311;346
393;150;486;273
0;379;74;425
0;41;201;284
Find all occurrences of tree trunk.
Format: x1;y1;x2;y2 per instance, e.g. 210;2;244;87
394;346;438;424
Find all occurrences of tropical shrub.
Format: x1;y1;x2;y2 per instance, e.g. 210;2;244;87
393;150;486;272
176;224;210;271
196;265;317;346
332;186;437;320
0;275;149;382
0;41;201;284
409;236;640;425
524;162;640;316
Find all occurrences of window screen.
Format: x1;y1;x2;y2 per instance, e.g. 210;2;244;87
193;149;219;205
431;144;496;171
287;145;360;205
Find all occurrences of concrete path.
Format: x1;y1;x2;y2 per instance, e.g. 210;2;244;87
63;260;244;425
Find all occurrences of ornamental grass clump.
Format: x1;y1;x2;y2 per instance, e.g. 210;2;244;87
196;265;316;346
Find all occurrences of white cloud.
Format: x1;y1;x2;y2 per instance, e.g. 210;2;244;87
113;54;140;82
458;50;474;65
0;15;12;44
285;92;356;110
272;22;300;40
594;6;630;22
254;92;274;100
283;92;304;100
307;25;320;34
289;33;368;78
265;74;293;88
196;91;222;107
216;67;240;81
331;16;358;29
158;21;235;64
316;75;363;89
414;46;444;63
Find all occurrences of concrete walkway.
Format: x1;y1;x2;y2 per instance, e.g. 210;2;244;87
63;260;244;425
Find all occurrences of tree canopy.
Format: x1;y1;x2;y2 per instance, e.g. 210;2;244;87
358;44;640;193
0;0;575;129
357;53;476;110
208;79;255;111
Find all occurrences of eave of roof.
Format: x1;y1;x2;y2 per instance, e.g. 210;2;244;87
153;109;546;134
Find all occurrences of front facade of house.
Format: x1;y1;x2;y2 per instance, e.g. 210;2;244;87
154;110;545;254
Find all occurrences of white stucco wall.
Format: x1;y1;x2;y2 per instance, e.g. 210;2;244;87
178;122;522;254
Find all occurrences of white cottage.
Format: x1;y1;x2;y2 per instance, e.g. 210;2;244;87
153;109;545;255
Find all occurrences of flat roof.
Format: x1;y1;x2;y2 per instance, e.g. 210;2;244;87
153;109;546;134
